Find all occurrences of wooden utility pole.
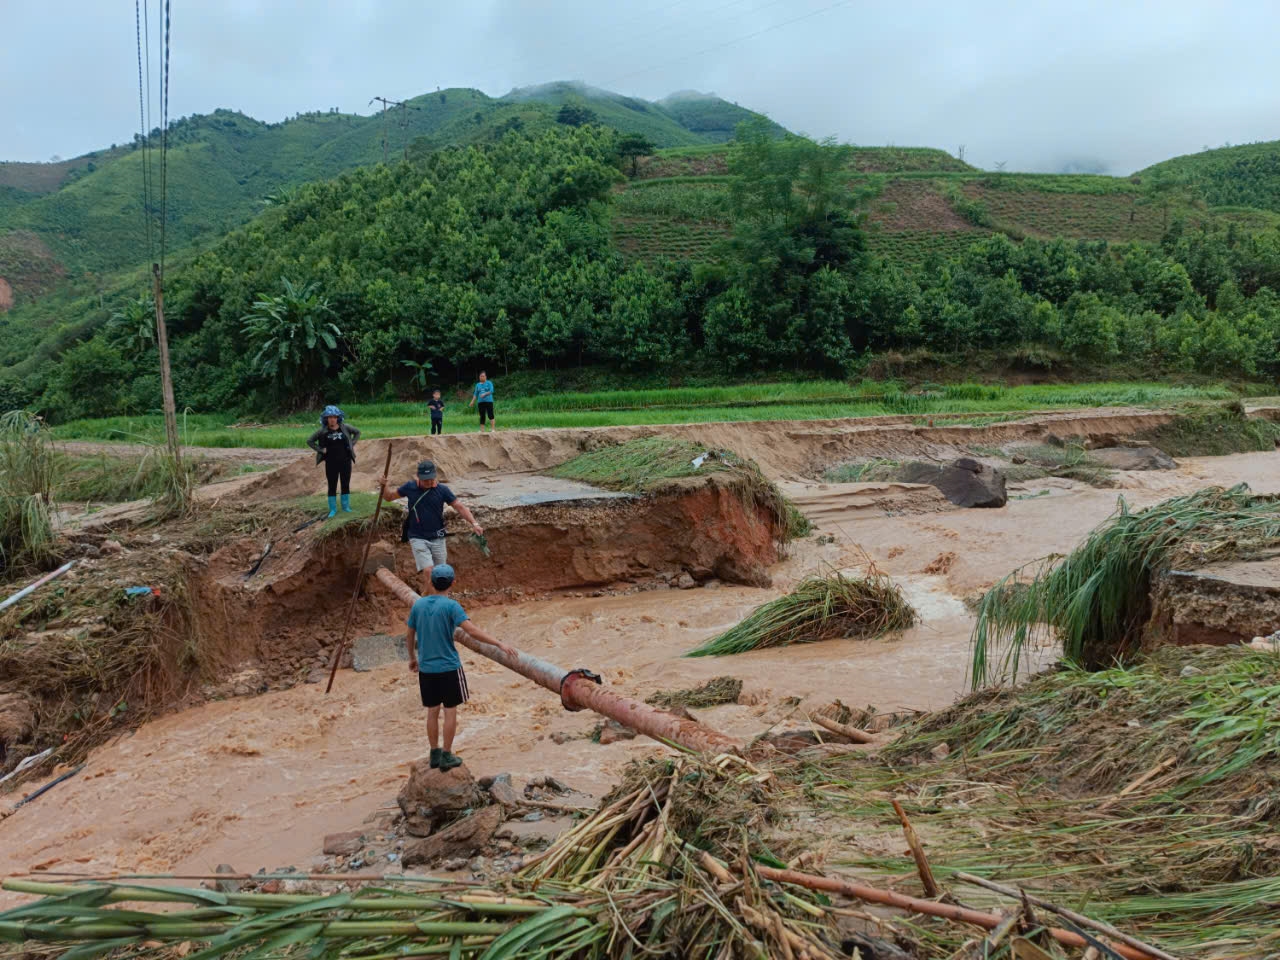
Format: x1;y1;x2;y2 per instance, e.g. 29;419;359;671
151;262;181;465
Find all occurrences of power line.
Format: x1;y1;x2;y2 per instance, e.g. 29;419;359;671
604;0;857;89
133;0;153;262
159;0;171;280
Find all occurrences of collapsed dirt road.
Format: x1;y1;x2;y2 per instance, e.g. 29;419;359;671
2;410;1277;893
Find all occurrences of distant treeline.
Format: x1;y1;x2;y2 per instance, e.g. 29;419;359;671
3;121;1280;420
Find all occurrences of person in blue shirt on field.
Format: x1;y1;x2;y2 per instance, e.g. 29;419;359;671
407;563;515;771
468;371;495;433
379;459;484;593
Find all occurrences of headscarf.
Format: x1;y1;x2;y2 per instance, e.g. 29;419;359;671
320;404;345;427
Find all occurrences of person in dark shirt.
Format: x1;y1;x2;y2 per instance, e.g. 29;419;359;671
379;459;484;593
306;404;361;518
427;389;445;435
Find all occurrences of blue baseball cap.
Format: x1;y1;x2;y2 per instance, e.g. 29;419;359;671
417;459;437;480
430;564;455;586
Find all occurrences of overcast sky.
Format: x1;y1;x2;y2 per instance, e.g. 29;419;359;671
3;0;1277;173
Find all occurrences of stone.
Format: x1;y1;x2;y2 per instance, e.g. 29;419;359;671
1180;665;1203;678
897;458;1007;509
397;760;483;820
703;579;722;590
305;668;327;685
1088;446;1178;471
101;539;125;555
597;720;637;745
486;773;521;809
322;831;364;856
441;857;469;872
0;692;36;747
675;572;697;590
352;633;405;672
214;864;241;894
497;815;570;848
405;815;436;838
232;684;252;697
929;742;951;761
401;805;505;867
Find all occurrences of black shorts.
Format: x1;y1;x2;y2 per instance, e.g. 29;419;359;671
477;401;494;423
419;668;469;708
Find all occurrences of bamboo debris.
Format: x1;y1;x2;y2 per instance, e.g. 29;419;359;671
810;712;877;744
752;866;1158;960
891;798;939;898
954;873;1179;960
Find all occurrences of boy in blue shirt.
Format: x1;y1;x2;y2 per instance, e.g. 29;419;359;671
407;563;515;771
468;371;495;433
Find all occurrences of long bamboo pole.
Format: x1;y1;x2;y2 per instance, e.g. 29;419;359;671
326;442;394;693
753;865;1163;960
372;567;742;755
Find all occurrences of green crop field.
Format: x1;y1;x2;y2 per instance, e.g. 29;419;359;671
51;380;1245;450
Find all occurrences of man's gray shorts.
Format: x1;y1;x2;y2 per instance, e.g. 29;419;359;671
409;537;447;571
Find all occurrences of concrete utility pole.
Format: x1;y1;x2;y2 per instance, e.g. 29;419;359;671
151;262;181;465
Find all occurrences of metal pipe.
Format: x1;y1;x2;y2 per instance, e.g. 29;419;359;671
373;567;741;755
0;561;76;613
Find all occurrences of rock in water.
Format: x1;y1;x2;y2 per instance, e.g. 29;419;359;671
397;761;484;833
322;831;364;856
486;773;521;809
897;458;1007;508
401;805;504;866
1088;446;1178;471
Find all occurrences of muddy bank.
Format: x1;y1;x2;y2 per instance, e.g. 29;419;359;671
248;408;1178;496
1149;557;1280;647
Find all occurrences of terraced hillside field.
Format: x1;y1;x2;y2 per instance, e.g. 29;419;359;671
614;147;1214;269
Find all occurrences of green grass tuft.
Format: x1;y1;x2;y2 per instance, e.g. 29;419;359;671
971;484;1280;686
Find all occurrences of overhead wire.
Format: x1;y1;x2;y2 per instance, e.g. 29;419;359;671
604;0;857;89
133;0;154;263
159;0;172;280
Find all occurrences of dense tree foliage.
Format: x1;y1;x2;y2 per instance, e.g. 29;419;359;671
7;123;1280;420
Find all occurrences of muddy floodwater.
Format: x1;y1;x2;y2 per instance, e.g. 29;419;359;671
2;446;1277;891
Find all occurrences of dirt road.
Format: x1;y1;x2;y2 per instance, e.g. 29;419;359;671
3;449;1276;887
58;441;305;466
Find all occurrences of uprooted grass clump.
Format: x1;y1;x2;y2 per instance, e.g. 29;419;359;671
971;483;1280;685
1132;402;1280;456
549;436;810;541
687;570;916;657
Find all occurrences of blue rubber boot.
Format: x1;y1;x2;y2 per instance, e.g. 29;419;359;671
327;496;337;518
340;494;352;513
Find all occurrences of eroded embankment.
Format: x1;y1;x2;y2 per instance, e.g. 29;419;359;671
1;472;784;782
245;407;1179;495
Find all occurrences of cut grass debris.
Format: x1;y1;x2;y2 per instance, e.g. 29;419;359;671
971;483;1280;685
687;570;916;657
646;676;743;709
822;458;901;483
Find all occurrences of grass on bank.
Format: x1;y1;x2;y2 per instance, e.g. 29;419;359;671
687;570;916;657
971;484;1280;686
1132;402;1280;455
548;436;810;541
46;380;1251;449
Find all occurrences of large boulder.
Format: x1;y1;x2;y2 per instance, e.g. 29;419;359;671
897;458;1007;508
1088;446;1177;471
397;761;484;836
400;805;504;866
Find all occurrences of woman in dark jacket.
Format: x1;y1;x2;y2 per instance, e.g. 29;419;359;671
307;404;361;517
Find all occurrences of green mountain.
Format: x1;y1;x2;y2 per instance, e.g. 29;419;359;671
1137;140;1280;212
0;84;784;306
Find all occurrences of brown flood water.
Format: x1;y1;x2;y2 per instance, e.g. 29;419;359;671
2;451;1277;889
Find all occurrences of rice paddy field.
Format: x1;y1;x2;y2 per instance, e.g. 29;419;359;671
48;381;1250;449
